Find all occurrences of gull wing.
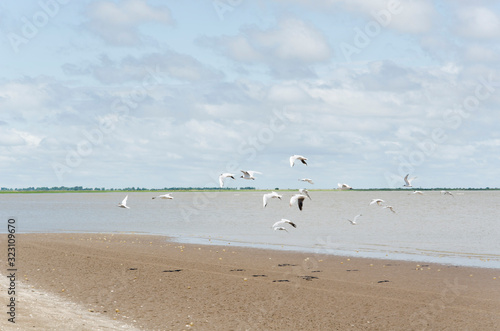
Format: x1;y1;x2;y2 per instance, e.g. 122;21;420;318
299;188;311;200
263;193;270;207
290;194;306;210
248;170;262;176
297;196;304;210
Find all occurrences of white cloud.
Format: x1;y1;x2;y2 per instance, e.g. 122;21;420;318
456;6;500;39
343;0;435;34
62;52;223;84
2;1;500;188
86;0;172;46
251;18;332;62
200;17;332;78
276;0;436;34
0;129;27;147
464;44;498;62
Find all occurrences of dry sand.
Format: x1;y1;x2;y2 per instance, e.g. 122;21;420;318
1;233;499;330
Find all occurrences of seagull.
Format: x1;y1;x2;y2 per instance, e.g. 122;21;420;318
370;199;385;206
412;191;423;195
118;195;130;209
290;155;308;167
240;170;262;180
441;190;454;197
384;205;396;213
273;226;288;232
347;214;362;225
338;183;352;190
263;191;282;207
152;193;173;200
299;178;314;185
404;174;417;187
290;194;308;211
272;219;297;229
299;188;311;200
219;173;235;188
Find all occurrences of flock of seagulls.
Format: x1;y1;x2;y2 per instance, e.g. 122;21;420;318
118;192;175;208
218;170;263;188
218;155;313;232
116;154;314;233
367;198;396;216
117;162;455;233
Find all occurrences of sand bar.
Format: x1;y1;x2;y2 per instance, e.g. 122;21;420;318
1;233;499;330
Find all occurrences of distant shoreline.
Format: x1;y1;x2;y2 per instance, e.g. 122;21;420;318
1;187;498;194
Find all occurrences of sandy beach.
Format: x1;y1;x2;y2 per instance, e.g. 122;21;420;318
1;233;499;330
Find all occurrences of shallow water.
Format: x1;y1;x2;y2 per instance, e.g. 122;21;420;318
1;190;499;268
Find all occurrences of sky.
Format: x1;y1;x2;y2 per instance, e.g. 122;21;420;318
1;0;500;190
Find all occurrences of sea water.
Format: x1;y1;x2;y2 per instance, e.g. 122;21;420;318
1;190;499;268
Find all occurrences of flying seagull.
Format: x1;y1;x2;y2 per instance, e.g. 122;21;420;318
152;193;173;200
370;199;385;206
383;205;396;213
290;155;308;167
299;178;314;185
299;188;311;200
347;214;362;225
338;183;352;190
412;191;423;195
290;194;308;211
219;173;235;188
272;219;297;229
273;226;288;232
441;190;454;197
118;195;130;209
263;191;282;207
240;170;262;180
404;174;417;187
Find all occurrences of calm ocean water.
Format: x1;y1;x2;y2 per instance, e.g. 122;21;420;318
1;190;499;268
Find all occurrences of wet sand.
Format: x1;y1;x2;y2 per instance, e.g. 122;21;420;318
1;233;499;330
